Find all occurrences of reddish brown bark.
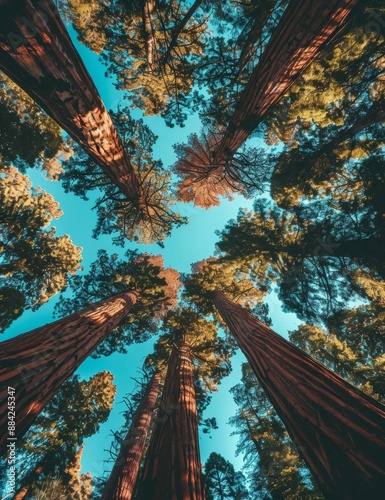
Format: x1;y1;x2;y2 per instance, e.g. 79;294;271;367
215;0;364;163
138;345;205;500
212;290;385;499
0;0;141;204
101;371;161;500
0;291;139;455
142;0;156;70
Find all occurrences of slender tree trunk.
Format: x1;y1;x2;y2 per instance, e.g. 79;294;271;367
0;290;139;455
142;0;157;70
215;0;363;163
162;0;204;64
101;371;162;500
138;345;206;500
212;290;385;499
0;0;141;204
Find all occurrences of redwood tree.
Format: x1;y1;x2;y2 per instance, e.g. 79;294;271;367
139;344;206;499
0;0;141;204
101;371;161;500
214;0;364;163
212;290;385;498
0;290;138;454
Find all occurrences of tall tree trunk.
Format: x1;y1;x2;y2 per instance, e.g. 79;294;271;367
0;0;141;204
212;290;385;499
142;0;157;70
0;290;139;454
215;0;363;163
101;371;162;500
138;345;205;500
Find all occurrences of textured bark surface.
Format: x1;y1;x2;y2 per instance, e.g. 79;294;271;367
0;291;139;455
215;0;364;162
0;0;141;203
138;345;205;500
212;290;385;499
101;371;161;500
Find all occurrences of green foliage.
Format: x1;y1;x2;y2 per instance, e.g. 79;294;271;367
64;0;209;126
229;364;322;499
60;107;186;245
0;73;68;177
204;452;249;499
290;301;385;403
264;23;385;146
56;249;181;356
0;166;82;330
13;371;116;496
182;256;270;322
216;195;385;324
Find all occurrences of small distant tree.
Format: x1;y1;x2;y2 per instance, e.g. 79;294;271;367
204;452;249;500
0;165;82;330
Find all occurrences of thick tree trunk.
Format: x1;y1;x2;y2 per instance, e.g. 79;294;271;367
215;0;363;163
138;345;205;500
0;290;139;455
212;290;385;499
101;371;161;500
0;0;141;204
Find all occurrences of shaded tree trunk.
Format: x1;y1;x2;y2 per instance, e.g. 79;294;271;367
0;0;141;204
212;290;385;499
14;465;43;500
0;290;139;455
101;371;161;500
138;345;205;500
215;0;363;163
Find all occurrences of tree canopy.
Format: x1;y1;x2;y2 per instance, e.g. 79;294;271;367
7;371;116;498
0;73;68;178
204;452;249;500
60;107;187;245
55;249;181;356
0;165;82;330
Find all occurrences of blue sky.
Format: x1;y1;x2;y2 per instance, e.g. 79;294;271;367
3;23;301;487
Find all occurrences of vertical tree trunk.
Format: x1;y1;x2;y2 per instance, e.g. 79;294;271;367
101;371;162;500
215;0;363;163
212;290;385;499
142;0;157;70
138;345;206;500
0;291;139;454
0;0;141;204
